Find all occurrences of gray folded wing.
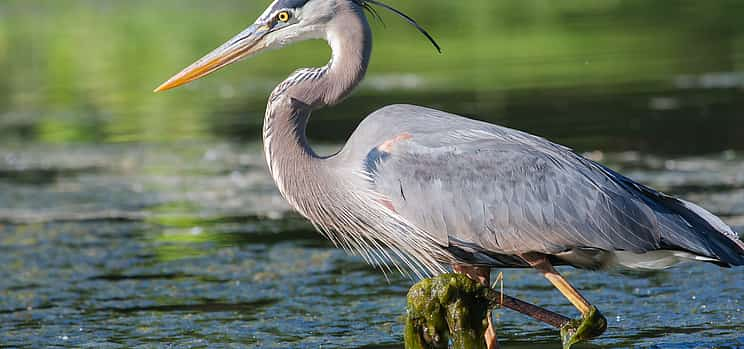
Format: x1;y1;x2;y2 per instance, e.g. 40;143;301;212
358;105;743;267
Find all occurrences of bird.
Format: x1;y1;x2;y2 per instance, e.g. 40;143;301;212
154;0;744;347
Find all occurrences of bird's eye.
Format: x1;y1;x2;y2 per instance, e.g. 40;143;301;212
277;11;291;22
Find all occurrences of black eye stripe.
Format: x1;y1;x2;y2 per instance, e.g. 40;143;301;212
275;0;309;9
269;0;309;14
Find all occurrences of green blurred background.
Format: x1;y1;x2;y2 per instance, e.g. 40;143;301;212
1;0;743;153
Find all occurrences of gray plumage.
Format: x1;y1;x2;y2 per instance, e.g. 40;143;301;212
158;0;744;277
341;105;744;269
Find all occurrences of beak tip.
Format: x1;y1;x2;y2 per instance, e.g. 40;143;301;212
153;82;171;93
154;28;260;94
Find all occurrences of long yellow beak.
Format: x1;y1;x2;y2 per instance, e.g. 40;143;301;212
154;25;266;92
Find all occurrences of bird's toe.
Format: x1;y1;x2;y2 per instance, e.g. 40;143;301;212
560;305;607;349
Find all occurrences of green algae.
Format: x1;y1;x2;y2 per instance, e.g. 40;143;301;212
560;305;607;349
404;273;491;349
405;274;608;349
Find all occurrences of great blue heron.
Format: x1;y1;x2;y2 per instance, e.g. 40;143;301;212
155;0;744;347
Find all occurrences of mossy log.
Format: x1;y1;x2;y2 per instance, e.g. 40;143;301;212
404;273;491;349
404;273;607;349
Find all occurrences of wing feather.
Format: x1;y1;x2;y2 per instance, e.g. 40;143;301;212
345;105;743;268
355;107;742;267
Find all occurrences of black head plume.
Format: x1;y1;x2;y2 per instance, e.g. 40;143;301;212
360;0;441;53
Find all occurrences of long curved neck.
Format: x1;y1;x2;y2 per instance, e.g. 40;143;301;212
262;4;371;212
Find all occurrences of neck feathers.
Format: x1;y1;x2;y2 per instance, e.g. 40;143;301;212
269;2;371;108
262;1;371;209
321;3;372;106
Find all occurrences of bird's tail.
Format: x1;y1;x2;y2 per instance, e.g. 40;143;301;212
671;197;744;266
638;188;744;267
610;168;744;267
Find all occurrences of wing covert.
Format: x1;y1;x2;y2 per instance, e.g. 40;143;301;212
364;128;663;257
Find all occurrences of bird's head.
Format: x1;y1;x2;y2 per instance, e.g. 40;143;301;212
154;0;439;93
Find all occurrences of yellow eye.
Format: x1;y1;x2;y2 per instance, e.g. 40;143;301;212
277;11;291;22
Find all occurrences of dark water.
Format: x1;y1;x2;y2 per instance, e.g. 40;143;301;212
2;0;744;348
0;144;742;348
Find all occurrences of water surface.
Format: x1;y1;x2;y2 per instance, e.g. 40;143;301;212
0;144;742;348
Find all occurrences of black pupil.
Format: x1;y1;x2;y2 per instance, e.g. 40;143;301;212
280;12;288;20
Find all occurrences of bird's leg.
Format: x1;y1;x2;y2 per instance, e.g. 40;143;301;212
491;271;504;308
452;265;499;349
520;253;607;345
519;253;592;315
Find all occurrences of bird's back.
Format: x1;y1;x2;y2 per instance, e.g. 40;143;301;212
335;104;744;270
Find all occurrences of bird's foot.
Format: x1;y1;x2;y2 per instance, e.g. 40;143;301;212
559;305;607;349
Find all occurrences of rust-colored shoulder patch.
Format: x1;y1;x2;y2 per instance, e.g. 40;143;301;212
362;133;414;182
377;198;397;213
378;133;413;153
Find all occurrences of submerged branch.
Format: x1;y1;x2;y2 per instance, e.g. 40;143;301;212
404;273;606;349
